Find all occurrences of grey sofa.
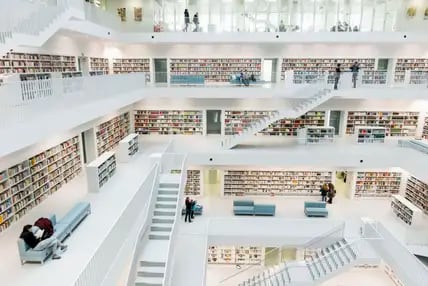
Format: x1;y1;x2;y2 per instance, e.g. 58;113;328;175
233;200;276;216
17;202;91;264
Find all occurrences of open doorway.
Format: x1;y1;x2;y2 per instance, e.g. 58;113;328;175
262;59;278;83
206;110;222;135
154;58;168;83
78;56;89;76
335;170;350;198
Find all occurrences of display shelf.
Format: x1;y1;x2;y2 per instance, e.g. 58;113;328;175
86;151;116;192
394;58;428;83
117;133;139;162
185;170;201;196
354;172;402;198
356;127;386;144
281;58;376;81
223;170;333;196
259;111;326;136
0;136;81;233
391;195;423;226
134;110;203;135
207;246;264;265
170;58;261;82
346;111;419;137
404;176;428;215
96;113;130;156
113;58;150;80
423;117;428;139
89;57;109;74
0;52;76;74
297;126;335;144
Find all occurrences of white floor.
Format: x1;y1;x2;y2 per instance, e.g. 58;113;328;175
0;142;165;286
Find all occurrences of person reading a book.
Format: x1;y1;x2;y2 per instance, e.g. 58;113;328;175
20;224;68;260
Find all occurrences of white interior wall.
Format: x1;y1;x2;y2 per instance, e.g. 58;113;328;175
104;0;154;32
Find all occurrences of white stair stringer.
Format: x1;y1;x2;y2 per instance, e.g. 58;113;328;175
135;174;182;286
0;1;84;56
239;239;380;286
222;86;334;149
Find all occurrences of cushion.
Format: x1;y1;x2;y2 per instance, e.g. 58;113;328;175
234;206;254;214
60;202;90;224
233;200;254;207
254;204;276;215
304;202;327;209
54;223;69;240
49;214;57;226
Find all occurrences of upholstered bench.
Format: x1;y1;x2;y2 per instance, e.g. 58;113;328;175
304;201;328;217
254;204;276;216
233;200;255;215
18;201;91;264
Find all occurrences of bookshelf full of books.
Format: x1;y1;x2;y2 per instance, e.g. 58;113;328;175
207;246;264;265
391;195;423;226
223;170;333;196
86;152;116;192
297;126;335;144
423;117;428;139
356;127;386;144
0;52;76;74
96;113;130;156
90;57;109;75
346;111;419;137
185;170;201;196
404;176;428;215
354;171;402;198
0;136;81;233
134;110;203;135
112;58;150;80
394;58;428;83
259;111;326;136
280;58;376;81
117;133;139;162
170;58;262;82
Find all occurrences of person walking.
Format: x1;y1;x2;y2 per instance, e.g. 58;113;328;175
327;183;336;204
192;12;199;32
184;197;192;222
183;9;190;32
350;61;360;88
333;63;341;90
320;183;329;202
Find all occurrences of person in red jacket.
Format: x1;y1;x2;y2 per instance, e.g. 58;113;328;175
20;225;67;260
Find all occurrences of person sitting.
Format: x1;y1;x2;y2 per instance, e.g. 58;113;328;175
20;224;67;260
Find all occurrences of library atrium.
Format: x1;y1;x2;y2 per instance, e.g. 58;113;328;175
1;0;428;286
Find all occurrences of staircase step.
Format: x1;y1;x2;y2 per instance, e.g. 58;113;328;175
135;276;163;286
140;260;166;267
137;266;165;278
156;195;178;202
152;216;174;224
329;245;345;266
155;202;177;209
149;230;171;240
158;189;179;195
159;183;179;189
314;252;328;274
151;223;173;232
320;249;338;270
153;210;176;216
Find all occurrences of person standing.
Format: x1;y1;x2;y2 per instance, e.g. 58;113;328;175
333;63;341;90
350;61;360;88
279;20;286;32
184;197;192;223
193;12;199;32
320;183;329;202
183;9;190;32
191;199;196;219
327;183;336;204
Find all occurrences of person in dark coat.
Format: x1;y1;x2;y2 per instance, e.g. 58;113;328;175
184;197;192;222
327;183;336;204
20;225;67;260
320;183;329;202
183;9;190;32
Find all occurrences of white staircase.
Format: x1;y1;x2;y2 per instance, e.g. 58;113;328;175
135;174;181;286
221;86;334;149
239;239;360;286
0;0;84;56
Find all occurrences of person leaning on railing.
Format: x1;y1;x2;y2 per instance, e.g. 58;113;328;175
350;62;360;88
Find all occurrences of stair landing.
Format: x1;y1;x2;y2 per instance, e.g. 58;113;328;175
139;240;170;263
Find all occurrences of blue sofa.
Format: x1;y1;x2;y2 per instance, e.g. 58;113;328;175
170;75;205;85
181;204;203;215
17;202;91;264
304;201;328;217
233;200;276;216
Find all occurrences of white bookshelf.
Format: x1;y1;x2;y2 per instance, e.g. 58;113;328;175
170;58;261;82
0;52;76;74
223;170;333;196
423;117;428;139
207;246;264;265
185;170;202;196
96;113;130;156
356;127;386;144
297;126;335;144
117;133;139;162
281;58;376;81
394;58;428;83
346;111;419;137
89;57;109;75
355;171;402;198
134;110;203;135
391;195;423;226
113;58;150;80
0;136;81;233
404;176;428;215
86;151;116;192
